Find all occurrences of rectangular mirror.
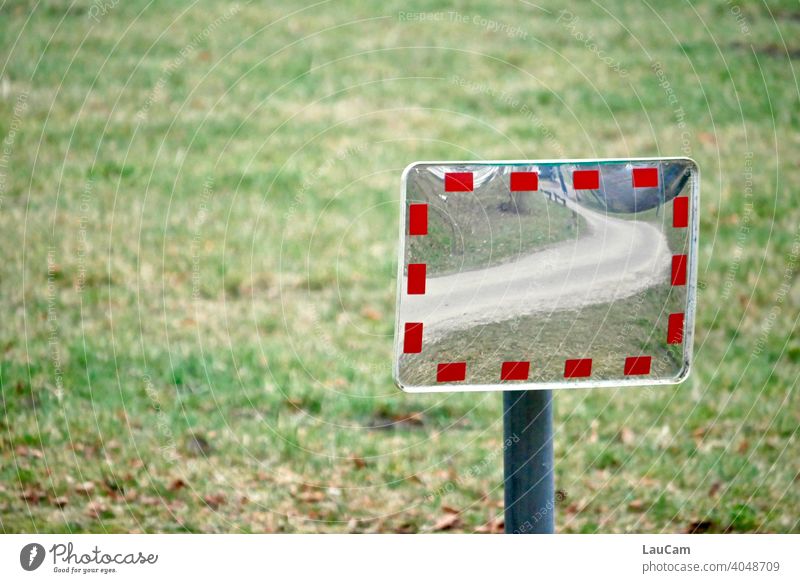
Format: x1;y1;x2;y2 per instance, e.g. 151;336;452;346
393;158;699;392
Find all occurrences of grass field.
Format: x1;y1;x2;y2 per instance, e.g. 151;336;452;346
1;0;799;533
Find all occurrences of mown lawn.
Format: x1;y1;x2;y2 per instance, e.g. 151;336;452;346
0;0;798;533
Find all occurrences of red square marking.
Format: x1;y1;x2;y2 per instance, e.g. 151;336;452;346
500;361;530;381
624;355;652;376
667;313;684;344
408;203;428;235
671;255;687;286
673;196;688;228
573;169;599;190
510;172;538;191
632;167;659;188
403;322;423;353
437;362;466;382
564;358;592;378
407;263;426;294
445;172;473;192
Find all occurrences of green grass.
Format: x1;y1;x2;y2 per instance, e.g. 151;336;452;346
400;285;686;387
0;0;799;533
405;167;582;275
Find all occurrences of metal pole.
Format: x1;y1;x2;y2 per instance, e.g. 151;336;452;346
503;389;555;534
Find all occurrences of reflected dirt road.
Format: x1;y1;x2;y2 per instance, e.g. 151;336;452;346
402;198;671;339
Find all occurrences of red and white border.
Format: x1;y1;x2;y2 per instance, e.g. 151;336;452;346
394;158;700;393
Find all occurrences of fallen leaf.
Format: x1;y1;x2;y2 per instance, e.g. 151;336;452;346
15;445;44;459
441;505;459;515
474;517;504;534
393;412;424;426
628;499;645;511
297;489;325;503
618;427;635;445
588;420;599;444
709;482;722;497
685;520;713;534
360;306;382;321
168;478;187;492
407;474;423;485
368;411;425;430
20;487;43;504
698;131;716;145
75;481;95;496
86;500;107;519
50;496;69;508
393;522;415;534
186;433;213;456
203;492;226;509
350;455;367;470
737;440;749;454
432;513;461;532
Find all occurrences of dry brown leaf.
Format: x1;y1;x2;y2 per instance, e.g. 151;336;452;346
441;504;459;515
737;440;749;454
698;131;716;145
75;481;95;496
392;412;425;426
15;445;44;459
203;493;226;509
350;455;367;470
20;487;43;504
50;496;69;508
628;499;645;511
619;427;635;445
360;306;382;321
186;433;212;456
297;489;325;503
433;513;461;532
86;499;107;519
588;420;599;444
685;520;713;534
168;478;187;492
474;517;504;534
708;482;722;497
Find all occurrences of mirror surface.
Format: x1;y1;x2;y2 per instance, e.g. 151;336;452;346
394;159;698;392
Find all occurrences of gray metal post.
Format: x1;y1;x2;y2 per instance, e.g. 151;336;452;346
503;389;555;534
